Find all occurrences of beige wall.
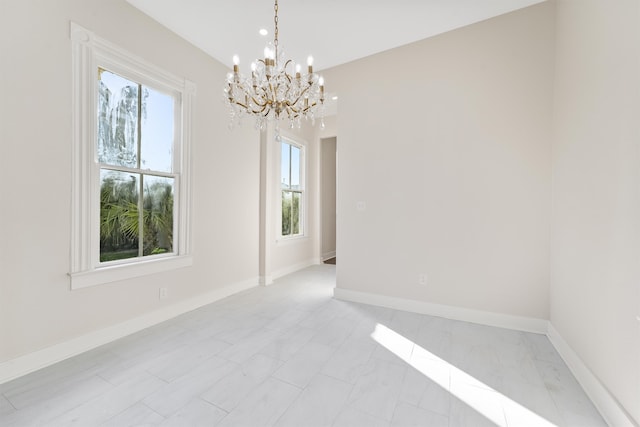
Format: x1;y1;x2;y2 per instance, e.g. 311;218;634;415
323;2;555;320
0;0;260;362
551;0;640;422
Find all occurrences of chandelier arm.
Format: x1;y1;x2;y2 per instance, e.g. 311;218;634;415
288;85;312;108
242;102;268;115
251;97;268;108
301;102;319;114
251;105;269;114
286;105;300;119
232;100;249;110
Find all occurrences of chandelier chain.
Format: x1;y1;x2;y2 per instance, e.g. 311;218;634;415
274;0;279;50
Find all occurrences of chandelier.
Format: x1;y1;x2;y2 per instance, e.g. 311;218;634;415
224;0;325;133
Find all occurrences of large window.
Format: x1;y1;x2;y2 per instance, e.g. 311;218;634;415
98;69;176;262
70;23;194;289
281;140;304;237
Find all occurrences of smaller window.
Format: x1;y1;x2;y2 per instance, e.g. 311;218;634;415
281;140;304;237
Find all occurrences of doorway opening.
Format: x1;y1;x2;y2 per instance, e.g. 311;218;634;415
320;136;337;265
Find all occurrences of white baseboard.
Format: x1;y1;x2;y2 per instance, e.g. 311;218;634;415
271;258;318;281
0;277;259;385
322;251;336;261
259;275;274;286
333;287;548;334
547;323;638;427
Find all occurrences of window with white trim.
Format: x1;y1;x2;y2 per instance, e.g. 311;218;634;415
280;139;304;237
70;23;194;289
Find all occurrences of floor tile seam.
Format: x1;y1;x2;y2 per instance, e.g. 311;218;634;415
319;368;360;387
66;377;162;426
357;341;378;376
448;389;509;427
255;349;290;364
528;353;571;426
270;355;335;389
496;370;550;392
333;405;389;427
193;396;229;419
216;339;292;364
387;363;414;424
6;373;115;417
143;364;234;403
262;324;299;335
266;373;307;392
1;363;105;401
149;342;234;372
128;401;166;425
0;393;17;412
269;394;311;427
259;378;305;427
457;379;557;427
136;367;171;385
42;376;119;426
394;401;450;424
314;371;357;394
369;352;413;372
351;398;398;424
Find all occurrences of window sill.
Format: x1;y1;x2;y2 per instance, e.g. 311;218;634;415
69;255;193;290
276;235;309;246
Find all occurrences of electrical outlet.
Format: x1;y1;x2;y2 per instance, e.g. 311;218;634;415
357;201;366;211
418;273;428;286
159;287;169;300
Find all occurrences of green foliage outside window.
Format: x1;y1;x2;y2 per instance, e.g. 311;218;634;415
281;141;302;237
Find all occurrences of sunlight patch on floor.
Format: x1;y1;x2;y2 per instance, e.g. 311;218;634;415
371;323;557;427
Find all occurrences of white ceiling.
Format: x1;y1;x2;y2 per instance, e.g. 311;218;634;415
126;0;546;72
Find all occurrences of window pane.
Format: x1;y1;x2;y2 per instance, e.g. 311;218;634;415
290;145;300;190
282;190;292;236
100;170;139;262
281;142;290;189
142;175;174;256
98;70;139;168
292;192;301;235
141;87;174;173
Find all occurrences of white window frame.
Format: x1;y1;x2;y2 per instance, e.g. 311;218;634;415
70;22;194;289
279;137;306;240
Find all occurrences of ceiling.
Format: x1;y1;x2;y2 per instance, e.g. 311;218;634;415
126;0;546;72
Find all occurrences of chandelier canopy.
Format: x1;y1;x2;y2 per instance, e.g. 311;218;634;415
224;0;325;132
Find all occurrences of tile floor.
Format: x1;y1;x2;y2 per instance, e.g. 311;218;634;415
0;265;607;426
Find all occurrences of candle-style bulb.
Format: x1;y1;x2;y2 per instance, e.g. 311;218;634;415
295;64;301;73
233;55;239;65
319;77;324;86
307;55;314;73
